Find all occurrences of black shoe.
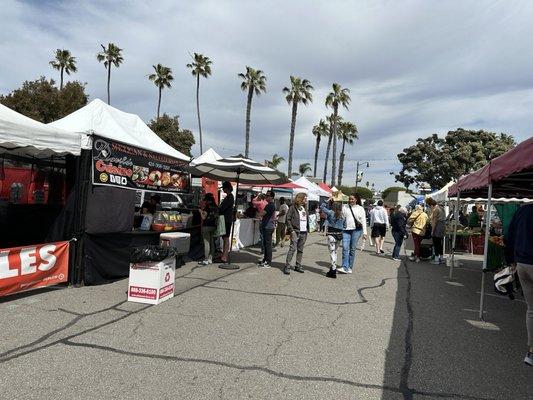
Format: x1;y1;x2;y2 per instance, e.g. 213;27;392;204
326;268;337;279
283;266;290;275
257;260;266;266
294;266;304;273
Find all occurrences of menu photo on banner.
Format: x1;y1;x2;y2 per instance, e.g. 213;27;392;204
0;241;70;297
91;135;190;193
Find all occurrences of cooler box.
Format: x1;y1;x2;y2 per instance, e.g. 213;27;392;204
128;257;176;305
160;232;190;255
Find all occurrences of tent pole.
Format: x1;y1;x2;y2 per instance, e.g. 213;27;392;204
220;173;240;270
449;191;460;280
479;183;493;320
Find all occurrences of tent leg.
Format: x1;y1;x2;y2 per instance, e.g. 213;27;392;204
449;191;461;280
479;270;486;320
220;175;240;270
479;183;493;320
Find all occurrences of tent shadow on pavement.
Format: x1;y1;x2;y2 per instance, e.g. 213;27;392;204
380;258;530;400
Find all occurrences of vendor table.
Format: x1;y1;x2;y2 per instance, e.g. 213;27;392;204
231;218;261;250
83;225;202;285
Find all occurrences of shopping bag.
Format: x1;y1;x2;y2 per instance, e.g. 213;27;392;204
214;215;226;237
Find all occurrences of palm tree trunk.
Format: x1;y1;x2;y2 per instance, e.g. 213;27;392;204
313;136;321;177
331;108;338;187
287;100;298;177
196;74;203;154
323;125;333;183
60;67;64;90
157;87;162;119
244;86;253;158
338;138;347;187
107;65;111;105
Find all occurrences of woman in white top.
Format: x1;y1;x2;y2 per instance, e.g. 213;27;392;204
339;194;368;274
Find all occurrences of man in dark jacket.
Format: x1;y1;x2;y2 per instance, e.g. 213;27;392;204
390;205;408;261
505;204;533;366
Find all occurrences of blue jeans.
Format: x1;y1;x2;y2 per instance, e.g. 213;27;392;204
342;229;363;270
392;230;404;258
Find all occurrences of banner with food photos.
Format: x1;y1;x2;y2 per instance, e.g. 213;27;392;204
91;135;190;193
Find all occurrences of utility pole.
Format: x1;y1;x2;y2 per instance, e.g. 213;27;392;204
354;161;369;190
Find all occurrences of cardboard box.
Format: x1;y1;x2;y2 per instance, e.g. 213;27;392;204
128;257;176;305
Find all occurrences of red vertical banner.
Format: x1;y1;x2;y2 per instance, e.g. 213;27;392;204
0;241;70;297
202;177;219;205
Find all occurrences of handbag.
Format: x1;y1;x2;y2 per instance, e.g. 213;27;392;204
214;215;226;237
348;205;363;230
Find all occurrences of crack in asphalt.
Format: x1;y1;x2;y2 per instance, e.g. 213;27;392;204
59;339;495;400
0;300;130;360
202;276;401;306
399;260;415;400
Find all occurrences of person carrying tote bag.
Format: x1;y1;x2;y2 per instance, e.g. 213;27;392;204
320;199;346;279
199;193;219;265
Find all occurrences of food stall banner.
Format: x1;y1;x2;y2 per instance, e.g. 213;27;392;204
0;241;69;297
92;135;190;193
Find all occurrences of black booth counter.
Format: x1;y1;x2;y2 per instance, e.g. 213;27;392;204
83;224;202;285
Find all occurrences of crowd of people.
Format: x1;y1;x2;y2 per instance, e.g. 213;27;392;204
196;184;456;278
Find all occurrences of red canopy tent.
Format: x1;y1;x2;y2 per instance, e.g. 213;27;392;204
241;182;305;190
318;182;333;194
447;137;533;319
449;137;533;199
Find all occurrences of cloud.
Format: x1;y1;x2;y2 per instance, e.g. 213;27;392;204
1;0;532;190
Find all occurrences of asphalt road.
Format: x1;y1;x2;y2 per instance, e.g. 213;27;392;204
0;233;531;399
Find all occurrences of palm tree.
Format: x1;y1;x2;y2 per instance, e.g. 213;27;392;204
282;76;314;177
322;113;341;184
325;83;351;187
238;67;267;158
312;119;328;178
298;162;312;176
267;153;285;170
186;53;212;154
148;64;174;119
96;43;124;105
49;49;77;90
337;121;358;186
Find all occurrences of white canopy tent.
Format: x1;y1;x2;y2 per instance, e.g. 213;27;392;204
425;181;455;204
190;148;222;166
292;177;331;201
49;99;190;162
0;103;81;158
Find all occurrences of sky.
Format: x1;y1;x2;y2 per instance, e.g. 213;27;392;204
1;0;532;190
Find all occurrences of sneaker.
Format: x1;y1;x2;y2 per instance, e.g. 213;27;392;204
326;268;337;279
347;268;353;274
337;267;349;274
283;266;290;275
392;257;401;261
430;258;440;265
294;266;304;273
409;256;416;262
198;260;210;266
415;257;420;263
259;262;271;268
525;352;533;366
257;260;266;266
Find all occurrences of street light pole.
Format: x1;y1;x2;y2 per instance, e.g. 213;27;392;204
354;161;369;190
